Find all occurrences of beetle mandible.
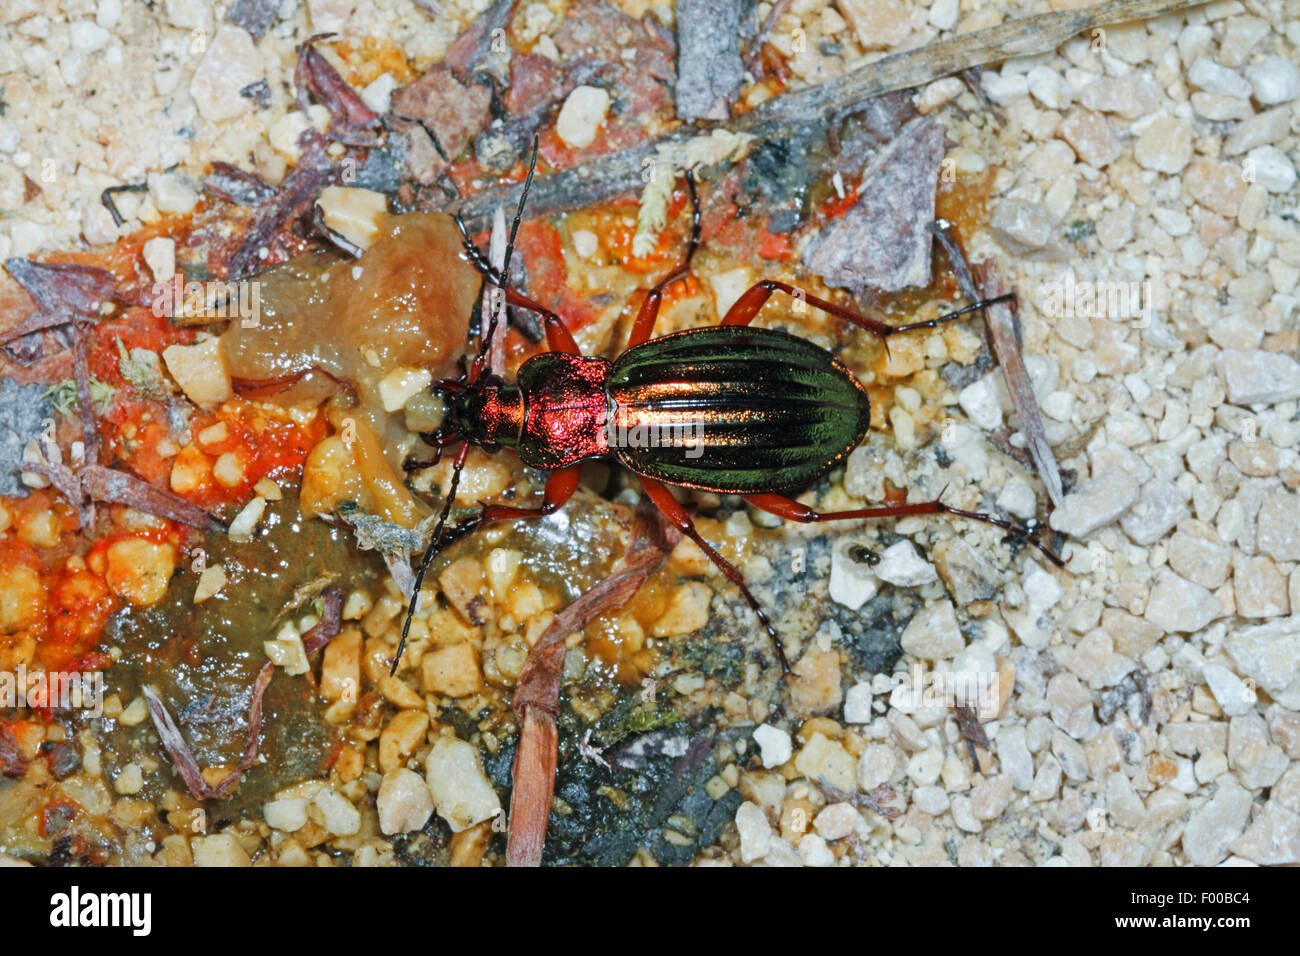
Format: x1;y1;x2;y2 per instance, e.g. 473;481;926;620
394;150;1062;675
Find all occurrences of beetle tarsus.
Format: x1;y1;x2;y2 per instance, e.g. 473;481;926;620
936;502;1067;568
719;277;1017;346
744;491;1066;570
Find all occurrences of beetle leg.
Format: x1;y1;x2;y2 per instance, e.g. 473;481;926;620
742;493;1065;568
641;477;790;674
393;465;583;674
501;287;582;355
455;221;582;357
480;464;582;522
721;278;1015;340
626;171;701;349
419;464;584;557
403;429;465;471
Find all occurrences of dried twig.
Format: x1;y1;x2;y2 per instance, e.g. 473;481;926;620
301;588;344;655
69;321;99;466
745;0;793;81
8;263;224;532
953;702;992;773
0;311;88;348
203;162;276;207
224;130;339;280
507;501;679;867
4;259;117;316
27;460;225;534
2;258;120;370
295;35;384;146
814;777;902;820
442;0;517;82
930;223;1064;508
959;66;1006;125
449;0;1200;229
81;465;226;531
975;262;1064;507
143;662;275;801
100;182;149;228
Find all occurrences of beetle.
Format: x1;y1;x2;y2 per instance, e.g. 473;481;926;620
394;153;1062;674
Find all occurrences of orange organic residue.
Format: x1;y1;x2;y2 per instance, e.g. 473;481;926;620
819;187;861;220
537;126;576;169
332;37;414;86
0;538;47;667
757;226;795;261
176;400;329;509
103;400;175;486
935;169;997;246
589;197;692;276
41;554;119;671
584;565;674;685
93;306;194;370
867;385;891;430
44;212;193;290
506;219;599;353
3;521;174;673
882;480;908;506
90;307;198;484
3;490;79;556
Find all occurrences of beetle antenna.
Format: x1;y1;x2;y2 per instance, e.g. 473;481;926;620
395;142;544;673
392;441;472;675
470;135;539;384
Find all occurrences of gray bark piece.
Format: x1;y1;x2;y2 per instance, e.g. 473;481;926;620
676;0;745;121
801;116;946;293
0;379;54;496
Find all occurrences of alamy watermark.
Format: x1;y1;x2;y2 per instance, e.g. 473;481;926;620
0;665;104;717
150;279;262;328
604;419;704;458
1037;273;1154;327
888;662;1000;720
49;886;150;936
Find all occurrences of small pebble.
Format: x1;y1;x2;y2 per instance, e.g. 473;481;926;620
874;541;938;587
1027;65;1072;109
900;599;964;659
906;748;943;786
189;24;262;122
1243;56;1300;105
1145;569;1223;633
912;786;949;815
1134;117;1193;173
857;742;897;790
843;682;874;724
828;543;879;610
813;802;860;841
735;802;773;863
1246;145;1298;193
958;375;1004;430
752;723;792;769
376;768;434;835
996;476;1037;520
1187;58;1252;98
556;86;610;149
1201;665;1253;717
798;833;836;867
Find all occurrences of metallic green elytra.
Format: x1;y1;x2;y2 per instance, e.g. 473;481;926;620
606;325;872;494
